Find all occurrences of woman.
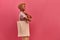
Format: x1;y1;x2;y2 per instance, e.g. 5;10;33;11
17;3;32;40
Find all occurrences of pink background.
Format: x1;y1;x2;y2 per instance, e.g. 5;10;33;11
0;0;60;40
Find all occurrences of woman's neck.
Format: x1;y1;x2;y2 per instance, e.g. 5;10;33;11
20;10;25;12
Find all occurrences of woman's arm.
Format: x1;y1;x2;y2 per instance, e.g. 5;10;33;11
20;14;31;22
24;11;32;18
23;17;31;22
23;11;32;22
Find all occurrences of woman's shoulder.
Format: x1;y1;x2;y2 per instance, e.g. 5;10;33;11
20;11;24;14
20;11;26;16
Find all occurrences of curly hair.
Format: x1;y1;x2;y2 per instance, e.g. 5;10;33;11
18;3;26;11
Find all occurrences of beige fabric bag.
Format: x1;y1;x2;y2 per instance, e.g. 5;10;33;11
17;21;30;37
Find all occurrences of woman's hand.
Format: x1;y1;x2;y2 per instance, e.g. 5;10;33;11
24;17;31;22
23;11;32;22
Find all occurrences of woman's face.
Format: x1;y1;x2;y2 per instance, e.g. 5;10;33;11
22;4;26;10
